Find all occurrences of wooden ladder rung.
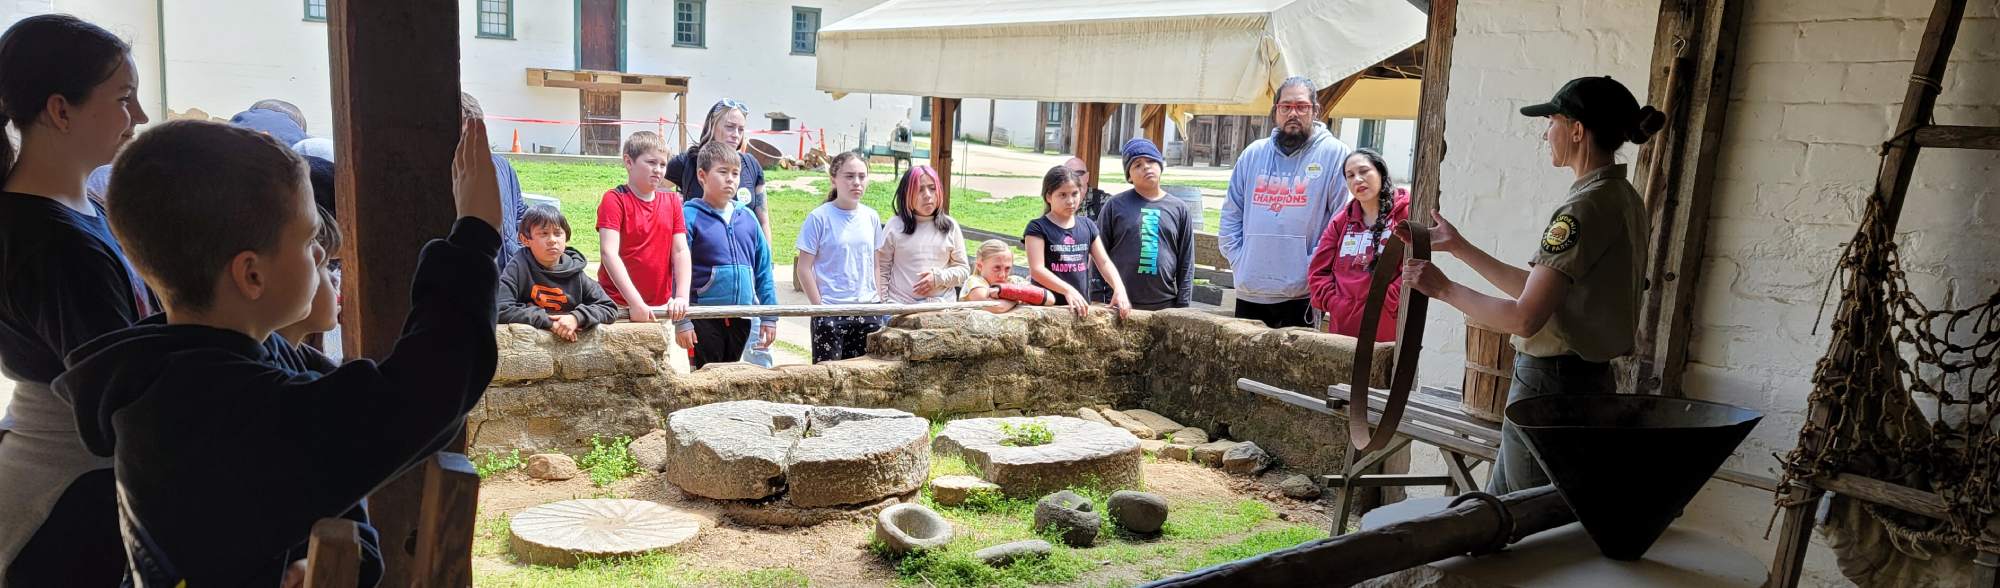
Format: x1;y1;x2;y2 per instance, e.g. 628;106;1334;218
1914;125;2000;150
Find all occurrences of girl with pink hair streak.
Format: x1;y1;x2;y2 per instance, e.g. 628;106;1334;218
876;165;970;303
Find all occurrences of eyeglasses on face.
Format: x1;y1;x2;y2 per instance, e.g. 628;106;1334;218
1275;102;1315;114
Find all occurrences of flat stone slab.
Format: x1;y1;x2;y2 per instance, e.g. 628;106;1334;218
932;416;1142;497
1121;409;1184;433
509;499;700;568
663;400;929;507
930;475;1000;507
1096;409;1158;439
975;539;1053;567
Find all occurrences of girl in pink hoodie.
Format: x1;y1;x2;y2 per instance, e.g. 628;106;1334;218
1308;149;1411;340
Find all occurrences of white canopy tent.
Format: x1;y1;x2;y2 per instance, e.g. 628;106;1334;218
815;0;1428;106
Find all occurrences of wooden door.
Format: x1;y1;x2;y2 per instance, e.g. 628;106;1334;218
581;89;621;156
578;0;620;71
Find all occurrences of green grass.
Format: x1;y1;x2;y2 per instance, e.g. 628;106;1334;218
1160;500;1275;541
578;435;641;488
1183;525;1327;572
996;420;1054;447
475;449;524;479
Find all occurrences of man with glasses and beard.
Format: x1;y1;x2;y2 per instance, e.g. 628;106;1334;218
1218;76;1352;328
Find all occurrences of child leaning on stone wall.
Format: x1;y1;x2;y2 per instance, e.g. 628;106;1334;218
497;204;620;342
961;239;1053;313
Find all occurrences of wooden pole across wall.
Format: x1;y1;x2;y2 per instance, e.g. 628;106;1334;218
328;0;473;583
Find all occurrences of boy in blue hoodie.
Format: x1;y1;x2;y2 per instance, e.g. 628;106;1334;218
52;118;505;586
676;140;779;368
1219;76;1353;329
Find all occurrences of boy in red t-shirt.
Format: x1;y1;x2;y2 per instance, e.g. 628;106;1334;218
597;131;692;323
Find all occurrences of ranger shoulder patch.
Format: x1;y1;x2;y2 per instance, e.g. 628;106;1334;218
1541;213;1579;254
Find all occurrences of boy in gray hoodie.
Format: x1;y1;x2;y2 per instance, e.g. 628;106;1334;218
1219;76;1353;328
497;205;620;341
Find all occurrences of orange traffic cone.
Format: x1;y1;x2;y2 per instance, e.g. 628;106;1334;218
510;129;522;153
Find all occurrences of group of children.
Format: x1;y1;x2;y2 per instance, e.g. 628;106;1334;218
0;13;1201;584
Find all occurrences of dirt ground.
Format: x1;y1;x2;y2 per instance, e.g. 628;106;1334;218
474;459;1333;587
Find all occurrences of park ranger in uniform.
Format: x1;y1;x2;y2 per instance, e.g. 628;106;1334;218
1399;76;1666;493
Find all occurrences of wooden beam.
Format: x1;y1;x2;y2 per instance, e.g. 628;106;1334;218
1816;473;1951;521
1074;103;1117;191
1035;102;1049;153
1140;486;1574;587
304;519;362;588
1629;0;1749;397
411;453;480;586
1913;124;2000;150
1316;73;1365;124
1408;0;1457;221
328;0;463;583
929;97;959;213
676;92;688;152
1141;104;1167;149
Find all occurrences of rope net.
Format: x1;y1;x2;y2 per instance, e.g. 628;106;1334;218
1776;178;2000;550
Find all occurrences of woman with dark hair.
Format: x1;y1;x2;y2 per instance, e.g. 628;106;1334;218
0;14;152;584
876;165;970;304
1307;148;1411;339
1400;76;1666;493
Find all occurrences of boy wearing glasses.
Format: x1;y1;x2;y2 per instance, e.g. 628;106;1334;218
1218;76;1353;329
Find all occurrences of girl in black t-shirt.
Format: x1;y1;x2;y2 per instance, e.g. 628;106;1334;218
1023;166;1129;318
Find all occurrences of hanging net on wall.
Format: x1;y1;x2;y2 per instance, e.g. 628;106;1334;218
1776;183;2000;552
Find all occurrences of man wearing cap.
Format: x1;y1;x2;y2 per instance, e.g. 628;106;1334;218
1098;138;1195;310
1400;75;1662;493
1220;76;1353;328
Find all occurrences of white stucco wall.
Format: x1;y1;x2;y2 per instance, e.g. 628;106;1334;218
10;0;910;156
1413;0;2000;585
1335;118;1418;181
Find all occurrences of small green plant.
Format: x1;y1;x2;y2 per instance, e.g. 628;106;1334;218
476;449;524;479
997;420;1055;447
577;435;640;488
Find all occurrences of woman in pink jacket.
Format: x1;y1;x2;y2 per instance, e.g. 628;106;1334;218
1308;149;1411;340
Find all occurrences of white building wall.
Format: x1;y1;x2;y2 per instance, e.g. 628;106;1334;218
1419;0;2000;585
1335;118;1417;182
10;0;911;156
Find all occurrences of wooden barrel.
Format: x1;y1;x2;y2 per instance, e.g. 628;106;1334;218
1461;321;1515;423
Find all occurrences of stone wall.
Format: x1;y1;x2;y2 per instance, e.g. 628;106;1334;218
471;309;1392;473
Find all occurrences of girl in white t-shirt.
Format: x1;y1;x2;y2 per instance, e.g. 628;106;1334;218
795;151;885;362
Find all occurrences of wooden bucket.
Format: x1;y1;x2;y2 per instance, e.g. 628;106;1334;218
1461;321;1515;423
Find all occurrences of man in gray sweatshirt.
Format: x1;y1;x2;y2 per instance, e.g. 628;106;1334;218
1220;76;1353;328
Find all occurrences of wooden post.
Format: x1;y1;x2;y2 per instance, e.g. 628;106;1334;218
1141;104;1167;149
328;0;463;584
1316;73;1364;124
1408;0;1458;221
411;454;480;586
1035;102;1048;153
304;519;362;588
1628;0;1748;397
988;98;998;145
1073;103;1116;191
676;91;689;152
929;97;959;213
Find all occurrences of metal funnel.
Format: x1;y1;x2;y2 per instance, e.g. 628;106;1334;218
1508;394;1762;561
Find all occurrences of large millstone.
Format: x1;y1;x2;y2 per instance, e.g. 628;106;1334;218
509;499;700;567
663;400;930;507
931;416;1142;497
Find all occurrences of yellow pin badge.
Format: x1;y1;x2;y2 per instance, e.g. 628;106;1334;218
1541;214;1578;254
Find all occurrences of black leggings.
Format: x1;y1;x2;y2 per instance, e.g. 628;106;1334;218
7;468;125;587
810;315;882;363
690;318;753;369
1234;297;1314;329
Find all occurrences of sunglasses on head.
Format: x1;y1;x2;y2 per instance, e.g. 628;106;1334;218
714;98;750;115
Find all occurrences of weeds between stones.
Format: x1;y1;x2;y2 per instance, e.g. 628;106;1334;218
578;435;641;487
997;420;1055;447
477;449;525;479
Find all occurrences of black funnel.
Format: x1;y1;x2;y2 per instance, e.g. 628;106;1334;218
1508;394;1761;561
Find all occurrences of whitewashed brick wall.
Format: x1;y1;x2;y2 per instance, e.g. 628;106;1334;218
1415;0;1997;585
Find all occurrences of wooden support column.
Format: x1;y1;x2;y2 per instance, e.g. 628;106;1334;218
676;92;688;152
1035;102;1049;153
329;0;466;584
1073;103;1116;191
1628;0;1748;396
1408;0;1458;220
1141;104;1167;149
929;97;959;213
